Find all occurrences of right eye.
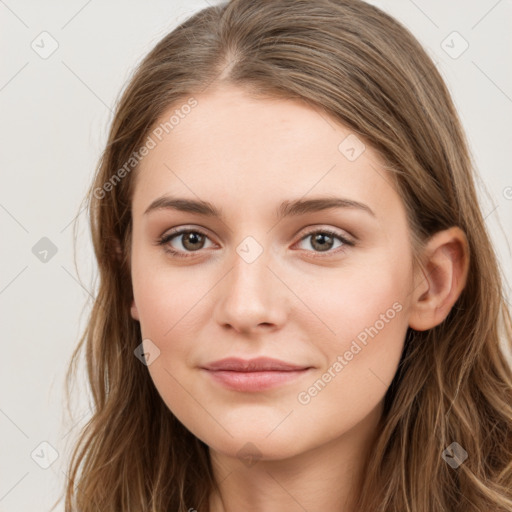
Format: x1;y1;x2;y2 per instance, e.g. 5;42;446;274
157;228;216;258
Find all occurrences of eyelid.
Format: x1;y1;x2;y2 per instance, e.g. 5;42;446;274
296;225;355;244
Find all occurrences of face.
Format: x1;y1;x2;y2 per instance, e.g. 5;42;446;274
129;84;415;461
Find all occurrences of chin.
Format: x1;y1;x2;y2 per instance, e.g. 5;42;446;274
200;427;310;463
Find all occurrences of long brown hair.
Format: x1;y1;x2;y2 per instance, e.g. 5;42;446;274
58;0;512;510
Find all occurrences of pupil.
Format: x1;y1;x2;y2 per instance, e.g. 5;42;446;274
313;233;332;251
184;232;203;250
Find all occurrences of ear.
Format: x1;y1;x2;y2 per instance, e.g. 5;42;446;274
408;226;469;331
130;299;140;321
111;237;123;262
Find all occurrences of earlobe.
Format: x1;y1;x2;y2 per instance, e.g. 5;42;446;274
130;299;140;321
112;237;123;262
408;227;469;331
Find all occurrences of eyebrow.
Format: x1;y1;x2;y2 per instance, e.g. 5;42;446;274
143;195;375;219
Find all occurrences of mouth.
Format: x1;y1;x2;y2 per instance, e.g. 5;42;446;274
200;357;313;392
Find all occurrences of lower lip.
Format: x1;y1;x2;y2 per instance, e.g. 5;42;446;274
202;369;311;392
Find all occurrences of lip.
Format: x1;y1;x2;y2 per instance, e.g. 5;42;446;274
200;357;313;392
201;357;310;372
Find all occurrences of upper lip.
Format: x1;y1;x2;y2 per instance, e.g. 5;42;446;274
201;357;310;372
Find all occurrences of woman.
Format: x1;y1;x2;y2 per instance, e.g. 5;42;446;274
60;0;512;510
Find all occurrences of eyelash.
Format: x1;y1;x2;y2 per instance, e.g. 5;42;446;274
156;227;355;259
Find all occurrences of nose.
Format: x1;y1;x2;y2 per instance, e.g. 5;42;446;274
212;248;288;335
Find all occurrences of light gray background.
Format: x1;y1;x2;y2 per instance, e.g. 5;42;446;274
1;1;511;510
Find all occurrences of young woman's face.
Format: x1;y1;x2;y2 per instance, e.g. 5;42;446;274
129;84;416;462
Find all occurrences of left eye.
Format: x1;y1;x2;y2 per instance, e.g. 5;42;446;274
157;228;354;258
295;229;353;253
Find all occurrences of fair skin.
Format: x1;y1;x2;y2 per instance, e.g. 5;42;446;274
129;84;469;512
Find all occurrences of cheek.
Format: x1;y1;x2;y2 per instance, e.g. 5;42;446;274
132;265;208;435
132;256;207;339
290;300;408;447
289;251;410;349
291;255;410;419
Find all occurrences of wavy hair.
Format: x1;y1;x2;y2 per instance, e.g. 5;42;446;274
57;0;512;510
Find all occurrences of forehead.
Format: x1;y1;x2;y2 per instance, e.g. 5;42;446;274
132;85;400;221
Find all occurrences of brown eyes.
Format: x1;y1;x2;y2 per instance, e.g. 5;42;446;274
157;227;354;259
